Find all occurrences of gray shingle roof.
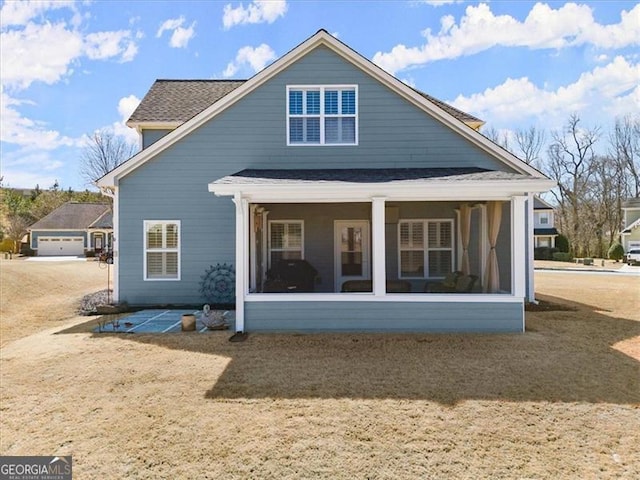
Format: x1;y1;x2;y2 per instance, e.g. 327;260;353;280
411;88;482;124
88;209;113;229
29;203;111;230
213;168;531;186
128;80;246;124
128;80;481;125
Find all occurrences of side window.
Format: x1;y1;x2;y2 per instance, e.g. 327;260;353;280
144;221;180;280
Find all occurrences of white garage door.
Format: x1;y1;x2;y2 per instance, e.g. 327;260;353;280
37;237;85;256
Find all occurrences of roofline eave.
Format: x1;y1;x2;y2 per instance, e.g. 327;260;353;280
208;178;556;202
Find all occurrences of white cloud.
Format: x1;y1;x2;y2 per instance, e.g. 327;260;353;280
1;22;84;90
156;16;196;48
0;91;79;149
222;0;287;29
84;30;138;62
420;0;464;6
110;95;141;144
222;44;277;78
0;0;74;27
373;3;640;74
1;20;138;90
450;56;640;123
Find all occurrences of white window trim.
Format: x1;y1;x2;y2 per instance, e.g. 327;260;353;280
143;220;181;281
268;220;304;268
538;212;549;225
397;219;455;279
286;85;358;146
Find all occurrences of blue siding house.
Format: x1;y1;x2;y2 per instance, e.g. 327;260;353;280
97;30;554;333
28;202;112;256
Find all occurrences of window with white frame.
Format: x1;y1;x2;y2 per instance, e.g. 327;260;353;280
269;221;303;267
287;86;357;145
144;221;180;280
398;220;453;278
539;212;549;225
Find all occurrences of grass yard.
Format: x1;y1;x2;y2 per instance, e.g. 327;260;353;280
1;259;639;479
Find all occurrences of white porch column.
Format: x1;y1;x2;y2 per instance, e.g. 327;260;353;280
233;193;248;332
511;196;526;298
371;197;386;297
526;193;536;302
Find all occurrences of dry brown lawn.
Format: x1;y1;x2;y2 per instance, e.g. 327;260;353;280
1;259;639;479
0;258;108;347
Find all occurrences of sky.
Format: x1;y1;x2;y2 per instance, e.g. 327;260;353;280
1;0;638;190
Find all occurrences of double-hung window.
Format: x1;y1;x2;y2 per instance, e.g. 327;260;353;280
269;221;303;267
399;220;453;278
144;221;180;280
287;86;357;145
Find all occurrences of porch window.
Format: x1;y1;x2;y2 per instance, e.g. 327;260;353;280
398;220;453;278
144;221;180;280
287;86;357;145
269;220;303;267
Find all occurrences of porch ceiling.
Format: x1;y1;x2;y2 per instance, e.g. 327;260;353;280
209;167;555;201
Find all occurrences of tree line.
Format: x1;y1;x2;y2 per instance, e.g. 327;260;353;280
485;113;639;258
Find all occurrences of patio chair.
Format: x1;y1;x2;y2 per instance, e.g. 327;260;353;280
425;272;478;293
424;271;462;293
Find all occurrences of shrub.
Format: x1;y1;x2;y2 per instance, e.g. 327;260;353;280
552;252;573;262
0;238;14;252
555;234;569;253
85;249;96;258
607;242;625;261
534;247;558;260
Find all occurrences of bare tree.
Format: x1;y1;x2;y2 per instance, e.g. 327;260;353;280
482;126;511;151
545;113;601;256
514;126;545;166
80;130;137;186
609;115;640;198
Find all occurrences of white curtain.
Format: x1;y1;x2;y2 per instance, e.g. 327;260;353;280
483;201;502;293
460;203;471;276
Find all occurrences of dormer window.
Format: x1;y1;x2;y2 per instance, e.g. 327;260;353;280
287;86;358;145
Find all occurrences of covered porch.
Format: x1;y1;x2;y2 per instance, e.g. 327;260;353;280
209;168;554;333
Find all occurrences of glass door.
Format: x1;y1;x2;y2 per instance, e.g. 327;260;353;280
334;220;370;291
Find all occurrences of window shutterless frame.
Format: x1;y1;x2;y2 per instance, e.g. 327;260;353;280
286;85;358;146
398;219;454;279
143;220;181;281
267;220;304;268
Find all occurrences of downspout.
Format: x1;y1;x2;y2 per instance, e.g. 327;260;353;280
527;193;537;304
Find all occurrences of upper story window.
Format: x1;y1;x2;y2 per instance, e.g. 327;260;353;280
287;86;358;146
538;212;549;225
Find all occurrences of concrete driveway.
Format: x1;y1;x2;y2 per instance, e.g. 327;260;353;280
25;256;87;262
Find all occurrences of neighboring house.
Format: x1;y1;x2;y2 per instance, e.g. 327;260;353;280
621;197;640;252
97;30;554;333
533;196;558;248
28;202;112;256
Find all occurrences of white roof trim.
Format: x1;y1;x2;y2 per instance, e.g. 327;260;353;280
208;178;556;202
621;217;640;234
98;30;546;188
